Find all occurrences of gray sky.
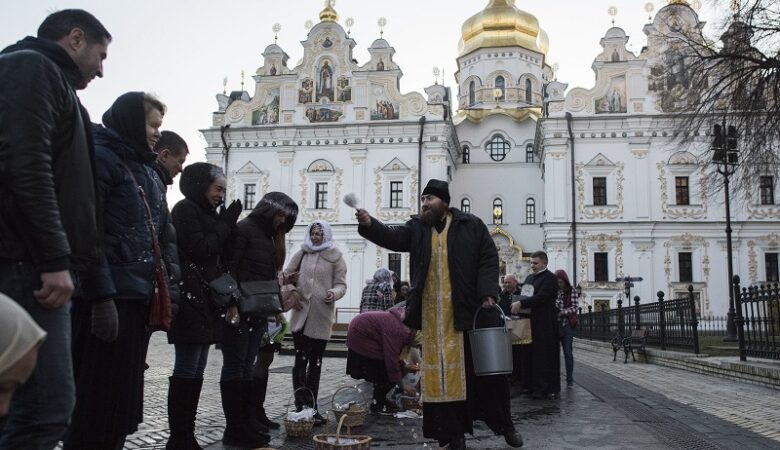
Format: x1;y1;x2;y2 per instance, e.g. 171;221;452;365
2;0;728;200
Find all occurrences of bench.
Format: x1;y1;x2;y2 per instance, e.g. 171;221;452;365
620;328;649;363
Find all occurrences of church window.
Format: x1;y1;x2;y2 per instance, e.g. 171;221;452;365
495;76;505;101
492;198;503;225
486;135;510;162
461;198;471;213
594;252;609;282
525;198;536;224
525;79;532;103
760;176;775;205
462;145;470;164
525;144;534;163
675;177;690;205
315;182;328;209
766;253;779;282
390;181;403;208
243;184;256;210
592;177;607;206
469;81;476;106
678;252;693;282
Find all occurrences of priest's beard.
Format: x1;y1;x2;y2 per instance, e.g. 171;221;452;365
421;202;448;226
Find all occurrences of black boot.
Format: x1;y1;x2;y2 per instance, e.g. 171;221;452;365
166;376;203;450
243;379;269;434
220;380;270;448
250;377;280;430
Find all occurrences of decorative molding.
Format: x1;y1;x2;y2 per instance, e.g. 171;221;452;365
373;165;418;221
576;162;624;219
579;231;624;283
663;233;711;313
657;161;707;219
748;240;758;283
547;151;566;160
631;149;648;159
298;167;343;222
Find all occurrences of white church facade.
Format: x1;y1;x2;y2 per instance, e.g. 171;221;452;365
200;0;780;318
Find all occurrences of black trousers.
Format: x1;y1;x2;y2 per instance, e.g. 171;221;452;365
291;331;327;408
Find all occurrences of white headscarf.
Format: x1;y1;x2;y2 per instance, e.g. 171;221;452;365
0;292;46;374
302;220;335;253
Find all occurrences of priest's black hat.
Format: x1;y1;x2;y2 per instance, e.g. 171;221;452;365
422;179;450;204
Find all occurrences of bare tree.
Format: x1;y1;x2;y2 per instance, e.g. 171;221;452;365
650;0;780;198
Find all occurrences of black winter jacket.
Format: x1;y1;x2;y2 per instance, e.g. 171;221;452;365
90;124;165;301
153;161;181;305
358;208;499;331
169;163;233;344
0;37;101;273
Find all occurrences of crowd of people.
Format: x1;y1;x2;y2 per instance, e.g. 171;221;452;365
0;9;580;450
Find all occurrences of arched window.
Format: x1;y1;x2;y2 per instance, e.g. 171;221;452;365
492;198;503;225
525;198;536;224
525;79;533;103
495;76;505;101
468;81;475;106
461;198;471;213
526;144;535;163
462;145;470;164
486;134;510;162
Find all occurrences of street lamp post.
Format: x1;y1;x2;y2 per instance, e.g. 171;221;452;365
712;123;740;342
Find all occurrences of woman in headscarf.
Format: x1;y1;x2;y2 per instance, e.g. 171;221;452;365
225;192;298;447
166;162;242;450
359;268;394;312
286;220;347;426
65;92;170;450
0;292;46;417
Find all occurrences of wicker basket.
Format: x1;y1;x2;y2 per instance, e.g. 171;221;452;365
330;386;367;428
313;414;372;450
399;395;421;411
284;387;316;438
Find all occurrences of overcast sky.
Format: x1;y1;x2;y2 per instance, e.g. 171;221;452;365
2;0;729;199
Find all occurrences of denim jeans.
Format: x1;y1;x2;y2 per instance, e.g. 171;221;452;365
173;343;210;378
220;319;262;381
560;322;575;383
0;261;75;450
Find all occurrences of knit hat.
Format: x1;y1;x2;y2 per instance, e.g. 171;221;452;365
0;292;46;374
421;179;450;204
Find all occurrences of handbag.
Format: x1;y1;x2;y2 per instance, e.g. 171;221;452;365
121;162;171;332
238;280;283;317
208;272;240;307
279;253;304;312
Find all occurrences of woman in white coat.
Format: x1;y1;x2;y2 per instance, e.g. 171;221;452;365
286;220;347;425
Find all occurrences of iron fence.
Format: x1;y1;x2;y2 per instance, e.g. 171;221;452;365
733;278;780;360
576;285;700;354
697;316;729;337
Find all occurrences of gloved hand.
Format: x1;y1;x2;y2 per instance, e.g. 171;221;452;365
91;299;119;342
219;199;243;226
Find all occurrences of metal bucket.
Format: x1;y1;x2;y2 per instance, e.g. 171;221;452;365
467;304;513;376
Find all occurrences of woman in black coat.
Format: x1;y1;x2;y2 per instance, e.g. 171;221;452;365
166;162;241;449
65;92;169;450
223;192;298;447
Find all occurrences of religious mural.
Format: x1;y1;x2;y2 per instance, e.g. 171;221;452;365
370;85;399;120
595;75;626;114
305;101;343;123
317;60;334;102
299;78;314;104
337;77;351;102
251;89;280;125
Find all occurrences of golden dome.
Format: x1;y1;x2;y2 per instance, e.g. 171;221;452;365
319;0;338;23
460;0;545;56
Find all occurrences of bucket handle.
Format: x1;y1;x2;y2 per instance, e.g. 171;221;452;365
471;303;508;332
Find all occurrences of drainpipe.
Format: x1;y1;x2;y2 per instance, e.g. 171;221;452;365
417;116;426;213
565;112;577;288
220;124;231;175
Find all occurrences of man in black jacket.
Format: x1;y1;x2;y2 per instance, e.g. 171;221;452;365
511;251;561;399
356;179;522;449
0;9;111;449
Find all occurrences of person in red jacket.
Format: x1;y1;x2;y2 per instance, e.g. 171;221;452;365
346;303;417;414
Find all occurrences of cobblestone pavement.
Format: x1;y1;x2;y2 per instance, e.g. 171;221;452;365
91;334;780;449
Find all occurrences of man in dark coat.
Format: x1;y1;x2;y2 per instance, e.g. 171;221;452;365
511;251;561;398
356;179;522;449
153;130;189;307
0;10;111;449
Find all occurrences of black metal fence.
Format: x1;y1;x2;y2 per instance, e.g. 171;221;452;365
733;277;780;360
576;285;700;354
697;316;729;337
